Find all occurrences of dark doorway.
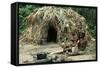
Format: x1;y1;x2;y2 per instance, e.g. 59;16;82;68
47;26;57;42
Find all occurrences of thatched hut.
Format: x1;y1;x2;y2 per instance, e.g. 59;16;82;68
20;6;91;45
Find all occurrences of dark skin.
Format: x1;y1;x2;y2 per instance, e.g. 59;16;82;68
70;32;79;47
61;32;79;53
78;37;87;51
70;31;87;51
77;31;87;51
61;30;87;53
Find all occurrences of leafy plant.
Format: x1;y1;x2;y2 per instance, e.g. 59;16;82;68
19;4;96;38
19;4;41;34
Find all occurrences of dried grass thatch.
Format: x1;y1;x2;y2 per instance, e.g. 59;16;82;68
20;6;92;45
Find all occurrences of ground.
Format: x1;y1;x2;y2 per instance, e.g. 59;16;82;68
19;43;96;64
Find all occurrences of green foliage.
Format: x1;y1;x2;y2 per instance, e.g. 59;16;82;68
19;4;41;34
19;4;96;38
72;7;96;38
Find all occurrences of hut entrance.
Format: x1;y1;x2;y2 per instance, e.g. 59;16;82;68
47;26;57;43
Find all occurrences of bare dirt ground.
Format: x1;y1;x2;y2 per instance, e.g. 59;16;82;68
19;43;96;64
